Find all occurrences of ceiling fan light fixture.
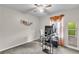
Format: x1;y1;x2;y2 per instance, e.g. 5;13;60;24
37;7;44;12
39;9;44;12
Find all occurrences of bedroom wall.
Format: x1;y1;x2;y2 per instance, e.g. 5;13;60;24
39;7;79;50
0;7;40;51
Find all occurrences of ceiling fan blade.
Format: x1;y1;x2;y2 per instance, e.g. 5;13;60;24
34;4;39;7
45;4;52;7
23;7;36;13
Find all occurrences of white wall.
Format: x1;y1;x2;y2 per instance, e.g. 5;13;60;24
0;7;40;51
39;7;79;50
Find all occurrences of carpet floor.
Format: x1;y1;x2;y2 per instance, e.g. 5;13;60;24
0;40;79;54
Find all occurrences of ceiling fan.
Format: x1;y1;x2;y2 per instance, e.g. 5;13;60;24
25;4;53;13
34;4;52;8
34;4;52;12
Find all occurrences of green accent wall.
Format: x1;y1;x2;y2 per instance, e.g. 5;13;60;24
68;22;76;35
68;30;75;35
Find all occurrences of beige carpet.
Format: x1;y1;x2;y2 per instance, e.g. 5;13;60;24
0;40;79;54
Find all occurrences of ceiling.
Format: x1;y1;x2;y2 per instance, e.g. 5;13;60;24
0;4;79;17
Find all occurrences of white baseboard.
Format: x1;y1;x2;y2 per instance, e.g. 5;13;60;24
0;38;38;52
65;45;79;51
